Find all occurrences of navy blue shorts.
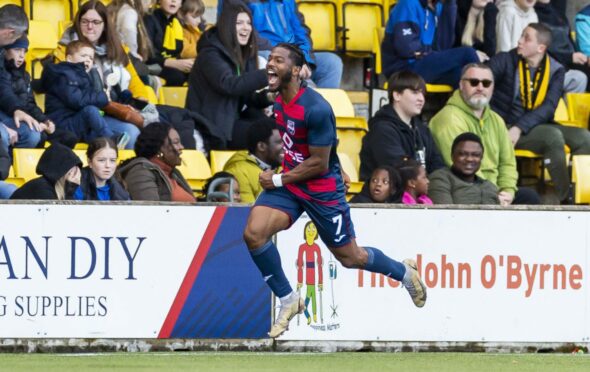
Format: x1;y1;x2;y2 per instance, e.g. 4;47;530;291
255;186;356;248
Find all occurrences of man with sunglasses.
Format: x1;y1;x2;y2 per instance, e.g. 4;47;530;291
488;23;590;204
430;63;539;205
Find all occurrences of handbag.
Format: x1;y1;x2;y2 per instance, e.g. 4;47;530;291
103;101;145;128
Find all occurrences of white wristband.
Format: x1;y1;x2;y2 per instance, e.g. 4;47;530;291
272;173;283;187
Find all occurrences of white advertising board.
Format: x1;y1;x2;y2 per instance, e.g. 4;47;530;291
277;208;590;342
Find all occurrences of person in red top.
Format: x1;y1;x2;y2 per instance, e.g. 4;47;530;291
297;221;323;325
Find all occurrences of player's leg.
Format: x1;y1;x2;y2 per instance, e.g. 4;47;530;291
243;189;305;337
306;200;426;307
328;239;426;307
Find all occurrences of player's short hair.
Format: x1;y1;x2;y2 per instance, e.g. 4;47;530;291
451;132;484;155
527;22;552;48
66;40;94;57
0;5;28;36
387;70;426;102
247;117;277;155
274;43;305;68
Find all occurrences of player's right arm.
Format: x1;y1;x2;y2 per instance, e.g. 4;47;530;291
259;145;331;189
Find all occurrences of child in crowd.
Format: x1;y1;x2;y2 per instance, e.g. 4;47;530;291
144;0;193;86
398;159;433;205
496;0;538;53
3;36;78;148
74;137;130;200
177;0;206;60
350;166;402;204
41;40;128;147
201;171;241;202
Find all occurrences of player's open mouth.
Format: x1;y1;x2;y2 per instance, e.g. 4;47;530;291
267;70;279;86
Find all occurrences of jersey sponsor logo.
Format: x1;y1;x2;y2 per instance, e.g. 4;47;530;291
403;28;412;36
287;120;296;135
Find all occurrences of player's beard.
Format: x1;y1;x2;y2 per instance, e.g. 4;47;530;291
279;70;293;90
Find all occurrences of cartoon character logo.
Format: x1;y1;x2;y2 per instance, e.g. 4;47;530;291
287;120;296;135
296;221;340;331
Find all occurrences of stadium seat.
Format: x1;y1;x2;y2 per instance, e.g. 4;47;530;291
566;93;590;129
117;149;136;164
0;0;23;6
340;0;383;54
336;116;368;130
572;155;590;204
210;150;237;173
34;93;45;112
26;0;73;33
336;127;366;171
73;149;88;166
74;143;88;150
338;152;363;198
27;20;59;80
12;148;44;182
315;88;355;117
297;1;339;51
177;149;212;193
5;166;25;188
161;87;188;108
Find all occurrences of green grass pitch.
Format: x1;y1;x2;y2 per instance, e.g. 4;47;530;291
0;352;589;371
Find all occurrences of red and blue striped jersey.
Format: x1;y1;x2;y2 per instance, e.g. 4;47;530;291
274;86;344;204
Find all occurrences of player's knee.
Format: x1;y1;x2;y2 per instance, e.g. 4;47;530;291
243;226;268;250
335;252;364;269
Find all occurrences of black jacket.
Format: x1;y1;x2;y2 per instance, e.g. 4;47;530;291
40;62;109;123
359;104;444;181
535;2;576;68
0;140;9;180
455;0;497;57
76;167;130;201
11;143;82;200
488;50;565;134
185;27;270;148
4;59;48;122
0;50;26;115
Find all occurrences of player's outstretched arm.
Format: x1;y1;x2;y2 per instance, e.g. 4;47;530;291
259;145;331;189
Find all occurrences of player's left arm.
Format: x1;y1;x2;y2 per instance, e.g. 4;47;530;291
260;145;331;189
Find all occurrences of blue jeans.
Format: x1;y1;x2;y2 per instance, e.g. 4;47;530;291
258;50;343;88
0;111;42;149
0;181;16;199
104;116;139;149
409;47;480;88
59;106;115;142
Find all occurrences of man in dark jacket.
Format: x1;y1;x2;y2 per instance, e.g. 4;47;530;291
489;23;590;203
0;137;16;198
0;5;41;151
359;70;444;181
535;0;589;92
381;0;483;86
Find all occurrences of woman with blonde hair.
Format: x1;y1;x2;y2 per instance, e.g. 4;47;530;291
455;0;498;57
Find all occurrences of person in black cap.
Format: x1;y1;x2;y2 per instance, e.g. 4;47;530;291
11;143;82;200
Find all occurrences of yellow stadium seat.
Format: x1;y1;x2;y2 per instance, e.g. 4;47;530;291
73;149;88;166
12;148;44;182
0;0;23;6
338;152;363;198
336;116;368;130
373;27;384;74
25;0;73;34
161;87;188;108
315;88;355;117
5;166;25;188
425;84;453;93
177;150;212;192
74;143;88;150
554;97;570;124
337;127;366;171
117;149;136;164
211;150;238;173
572;155;590;204
566;93;590;129
297;1;338;51
34;93;45;112
27;20;59;79
340;0;383;54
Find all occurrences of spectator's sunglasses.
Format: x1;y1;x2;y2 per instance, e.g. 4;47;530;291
462;78;493;88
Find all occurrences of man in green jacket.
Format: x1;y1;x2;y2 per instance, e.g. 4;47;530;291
224;118;283;203
430;62;539;204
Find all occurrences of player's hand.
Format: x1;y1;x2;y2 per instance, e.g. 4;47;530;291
4;125;18;145
300;64;312;80
259;169;276;190
508;126;521;147
341;170;351;193
497;191;514;206
318;284;323;291
14;110;41;131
